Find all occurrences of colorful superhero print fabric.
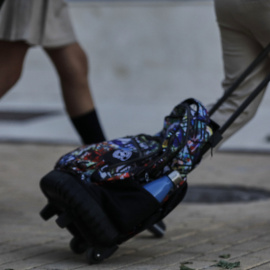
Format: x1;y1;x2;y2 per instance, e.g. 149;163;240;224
55;99;214;184
55;135;162;184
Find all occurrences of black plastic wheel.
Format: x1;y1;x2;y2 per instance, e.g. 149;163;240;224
86;245;118;264
86;247;104;264
147;220;166;238
70;237;88;254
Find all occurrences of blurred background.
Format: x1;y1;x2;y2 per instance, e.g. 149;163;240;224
0;0;270;152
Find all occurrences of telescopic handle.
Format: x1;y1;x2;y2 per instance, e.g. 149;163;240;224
219;71;270;135
0;0;5;10
209;43;270;116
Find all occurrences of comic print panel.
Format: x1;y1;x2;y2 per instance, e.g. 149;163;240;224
170;99;213;180
55;135;161;184
54;98;213;186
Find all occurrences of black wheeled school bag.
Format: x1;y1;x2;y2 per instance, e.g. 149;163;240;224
39;43;270;264
40;98;217;263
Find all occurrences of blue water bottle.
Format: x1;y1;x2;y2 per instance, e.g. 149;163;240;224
143;171;183;203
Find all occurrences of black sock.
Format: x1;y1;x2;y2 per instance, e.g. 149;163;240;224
71;110;106;145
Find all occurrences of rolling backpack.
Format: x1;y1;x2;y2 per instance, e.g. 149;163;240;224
40;98;217;264
40;43;270;264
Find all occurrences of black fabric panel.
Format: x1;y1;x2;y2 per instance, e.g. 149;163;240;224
82;180;161;233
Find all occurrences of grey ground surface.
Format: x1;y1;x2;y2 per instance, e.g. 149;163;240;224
1;143;270;269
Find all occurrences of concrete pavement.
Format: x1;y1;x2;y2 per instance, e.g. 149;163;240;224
1;143;270;270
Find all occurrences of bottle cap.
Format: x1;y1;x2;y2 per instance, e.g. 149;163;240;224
167;171;183;186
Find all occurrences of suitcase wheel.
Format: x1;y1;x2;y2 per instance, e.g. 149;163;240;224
86;245;119;264
70;237;88;255
147;220;166;238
